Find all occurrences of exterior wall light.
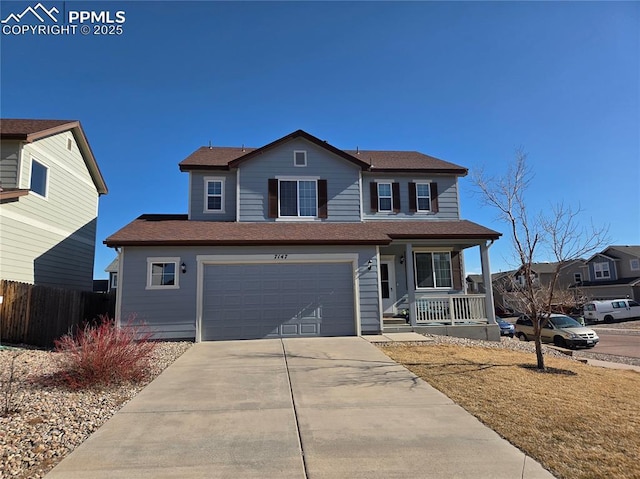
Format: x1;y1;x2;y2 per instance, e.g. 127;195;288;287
181;262;187;274
367;259;373;270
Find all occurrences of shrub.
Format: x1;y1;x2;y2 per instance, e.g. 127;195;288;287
54;315;157;389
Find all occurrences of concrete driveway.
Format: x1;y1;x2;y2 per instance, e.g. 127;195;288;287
46;337;554;478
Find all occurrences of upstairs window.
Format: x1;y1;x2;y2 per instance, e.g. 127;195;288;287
294;150;307;167
631;259;640;271
30;159;48;197
204;178;224;212
146;257;180;290
378;182;392;212
574;273;582;284
409;181;439;213
594;262;611;279
370;181;400;213
268;178;328;219
414;252;452;289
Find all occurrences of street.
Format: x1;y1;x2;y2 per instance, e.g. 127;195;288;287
590;329;640;359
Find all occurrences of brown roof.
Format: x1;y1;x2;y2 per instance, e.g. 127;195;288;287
104;215;500;247
0;118;108;195
0;119;77;140
178;129;467;175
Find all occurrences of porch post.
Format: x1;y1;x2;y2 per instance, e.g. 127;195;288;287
405;243;416;326
481;241;497;324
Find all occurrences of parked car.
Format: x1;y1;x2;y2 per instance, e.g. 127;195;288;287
583;299;640;323
496;318;515;337
514;314;599;349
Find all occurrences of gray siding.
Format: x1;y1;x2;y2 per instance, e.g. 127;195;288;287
587;256;618;281
362;173;460;220
118;244;381;340
0;140;21;188
238;138;361;222
0;132;99;290
188;170;237;221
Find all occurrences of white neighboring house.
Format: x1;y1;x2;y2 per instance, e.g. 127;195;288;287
0;119;108;291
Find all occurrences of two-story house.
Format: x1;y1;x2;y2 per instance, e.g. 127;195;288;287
577;246;640;301
488;261;585;313
105;130;501;341
0;119;108;291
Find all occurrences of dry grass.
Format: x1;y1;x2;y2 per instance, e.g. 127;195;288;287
381;344;640;479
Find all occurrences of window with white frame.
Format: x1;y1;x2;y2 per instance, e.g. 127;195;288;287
294;150;307;167
204;178;224;212
30;159;48;197
594;262;611;279
377;182;393;212
415;183;431;211
279;179;317;217
574;273;582;284
111;273;118;289
146;258;180;289
414;252;452;289
631;259;640;271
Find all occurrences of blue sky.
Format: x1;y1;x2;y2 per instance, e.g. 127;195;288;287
1;1;638;278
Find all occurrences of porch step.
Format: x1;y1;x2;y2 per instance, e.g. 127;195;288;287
383;324;415;333
383;318;409;325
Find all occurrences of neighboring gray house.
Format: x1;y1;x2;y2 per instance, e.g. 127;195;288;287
0;119;108;291
105;129;501;341
577;246;640;301
105;257;119;292
488;261;584;311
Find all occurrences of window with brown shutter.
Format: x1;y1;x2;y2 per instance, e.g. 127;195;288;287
430;182;439;213
318;179;328;218
268;179;278;218
409;182;417;212
370;182;378;212
392;182;400;213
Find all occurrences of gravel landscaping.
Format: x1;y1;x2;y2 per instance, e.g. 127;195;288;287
0;341;192;479
1;320;637;479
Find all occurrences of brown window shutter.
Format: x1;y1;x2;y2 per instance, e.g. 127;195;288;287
392;182;401;213
318;180;328;218
370;182;378;212
452;251;462;290
430;182;439;213
268;179;278;218
408;182;417;212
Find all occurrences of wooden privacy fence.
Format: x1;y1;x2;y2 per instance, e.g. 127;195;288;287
0;280;116;348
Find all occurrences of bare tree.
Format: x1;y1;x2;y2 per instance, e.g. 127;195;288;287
473;151;609;370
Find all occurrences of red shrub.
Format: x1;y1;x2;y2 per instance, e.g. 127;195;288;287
54;315;157;389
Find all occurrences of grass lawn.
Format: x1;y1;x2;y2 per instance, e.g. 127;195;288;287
380;344;640;479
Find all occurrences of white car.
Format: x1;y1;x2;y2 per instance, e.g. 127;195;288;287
515;314;599;349
583;299;640;323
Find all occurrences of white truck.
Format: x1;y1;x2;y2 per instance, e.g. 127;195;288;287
583;299;640;323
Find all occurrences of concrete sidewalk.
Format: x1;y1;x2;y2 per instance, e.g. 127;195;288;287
46;338;554;478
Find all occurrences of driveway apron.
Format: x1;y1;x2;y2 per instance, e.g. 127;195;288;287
46;337;554;479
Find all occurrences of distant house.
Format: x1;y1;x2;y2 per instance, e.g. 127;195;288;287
105;257;118;292
475;260;585;313
577;246;640;301
105;129;501;341
0;119;108;290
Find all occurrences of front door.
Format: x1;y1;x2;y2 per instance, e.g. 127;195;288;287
380;259;397;314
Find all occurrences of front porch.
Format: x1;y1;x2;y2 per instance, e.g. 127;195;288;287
377;239;500;341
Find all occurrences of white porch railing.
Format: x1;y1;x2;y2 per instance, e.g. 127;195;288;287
415;294;487;325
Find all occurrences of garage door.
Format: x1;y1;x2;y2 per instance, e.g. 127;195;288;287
201;262;355;340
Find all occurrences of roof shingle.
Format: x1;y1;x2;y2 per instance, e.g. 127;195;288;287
104;215;500;247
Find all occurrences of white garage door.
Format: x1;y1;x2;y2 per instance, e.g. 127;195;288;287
201;262;355;340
